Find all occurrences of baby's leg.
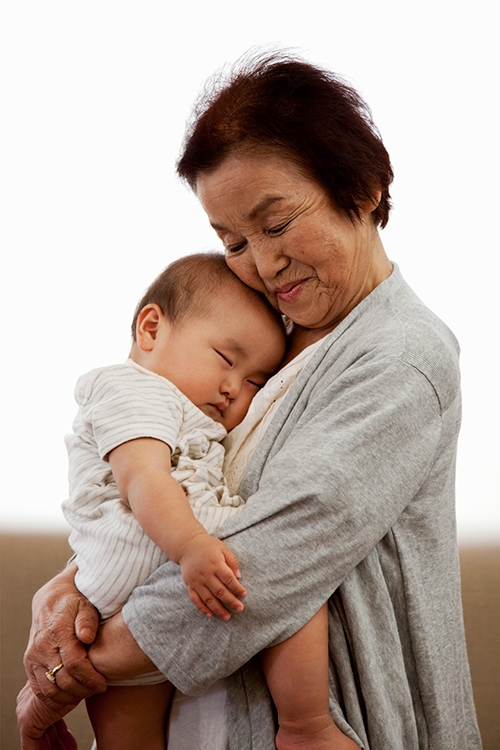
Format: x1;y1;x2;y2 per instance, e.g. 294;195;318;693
86;681;173;750
261;604;358;750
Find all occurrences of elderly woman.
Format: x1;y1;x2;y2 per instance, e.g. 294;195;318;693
18;52;481;750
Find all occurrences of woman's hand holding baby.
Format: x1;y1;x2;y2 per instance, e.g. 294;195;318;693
178;533;246;620
23;563;106;703
17;564;107;749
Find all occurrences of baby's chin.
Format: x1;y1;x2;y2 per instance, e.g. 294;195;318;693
221;414;246;433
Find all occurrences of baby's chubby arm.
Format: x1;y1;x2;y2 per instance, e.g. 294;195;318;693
108;437;246;620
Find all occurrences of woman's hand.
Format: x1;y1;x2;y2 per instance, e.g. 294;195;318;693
18;564;107;747
21;563;107;712
16;683;78;750
178;535;247;620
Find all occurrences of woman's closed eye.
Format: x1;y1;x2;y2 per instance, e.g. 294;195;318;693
267;220;292;235
225;240;247;254
223;220;291;253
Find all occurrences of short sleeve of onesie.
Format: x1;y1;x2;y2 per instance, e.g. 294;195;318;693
75;362;184;460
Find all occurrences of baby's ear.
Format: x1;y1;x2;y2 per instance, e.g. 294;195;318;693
136;304;163;351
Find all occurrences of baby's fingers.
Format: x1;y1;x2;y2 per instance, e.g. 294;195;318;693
188;584;234;620
208;573;246;617
190;576;245;620
217;565;247;600
187;587;215;618
222;545;242;577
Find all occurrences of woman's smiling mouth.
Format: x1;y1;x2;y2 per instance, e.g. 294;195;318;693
273;279;308;304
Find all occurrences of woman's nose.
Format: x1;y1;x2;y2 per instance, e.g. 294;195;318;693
250;240;288;280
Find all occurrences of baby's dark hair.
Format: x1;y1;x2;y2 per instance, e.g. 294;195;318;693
131;252;285;340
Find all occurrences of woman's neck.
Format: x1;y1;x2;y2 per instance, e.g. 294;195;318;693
282;325;329;366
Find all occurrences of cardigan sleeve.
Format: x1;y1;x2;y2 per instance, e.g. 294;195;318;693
122;353;450;694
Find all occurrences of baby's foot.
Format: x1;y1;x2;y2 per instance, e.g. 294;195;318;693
275;714;359;750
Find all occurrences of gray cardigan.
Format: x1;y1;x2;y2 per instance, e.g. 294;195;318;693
123;265;481;749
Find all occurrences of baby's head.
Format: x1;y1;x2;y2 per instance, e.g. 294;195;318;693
130;253;286;431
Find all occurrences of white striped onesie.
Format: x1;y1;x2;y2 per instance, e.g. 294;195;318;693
62;359;245;623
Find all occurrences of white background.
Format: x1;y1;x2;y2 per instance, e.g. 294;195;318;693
1;1;498;541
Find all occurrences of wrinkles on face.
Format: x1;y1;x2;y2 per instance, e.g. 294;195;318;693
196;152;391;335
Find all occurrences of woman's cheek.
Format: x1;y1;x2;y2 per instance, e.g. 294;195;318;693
227;255;266;293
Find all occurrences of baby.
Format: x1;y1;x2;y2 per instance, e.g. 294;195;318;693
62;253;346;750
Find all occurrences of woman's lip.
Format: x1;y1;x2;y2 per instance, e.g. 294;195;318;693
273;280;307;302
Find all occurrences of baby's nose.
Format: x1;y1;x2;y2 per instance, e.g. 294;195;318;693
221;374;242;399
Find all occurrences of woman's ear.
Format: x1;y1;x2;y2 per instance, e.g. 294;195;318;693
136;304;163;352
361;189;382;215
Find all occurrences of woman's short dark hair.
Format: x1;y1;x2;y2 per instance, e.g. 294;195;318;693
177;50;393;228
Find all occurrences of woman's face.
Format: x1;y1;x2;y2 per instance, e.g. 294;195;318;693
196;151;389;334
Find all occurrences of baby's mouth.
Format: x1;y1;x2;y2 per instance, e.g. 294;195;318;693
210;402;227;417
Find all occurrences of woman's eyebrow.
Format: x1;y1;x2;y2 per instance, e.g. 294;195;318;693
210;196;285;231
248;195;284;220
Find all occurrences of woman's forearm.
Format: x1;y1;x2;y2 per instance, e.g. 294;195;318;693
122;363;442;695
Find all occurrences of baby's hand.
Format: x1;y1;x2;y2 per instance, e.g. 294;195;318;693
178;535;246;620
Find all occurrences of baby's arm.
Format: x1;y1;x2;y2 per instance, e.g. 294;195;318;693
108;437;246;620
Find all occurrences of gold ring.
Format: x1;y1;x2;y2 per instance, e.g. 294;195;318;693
45;662;63;684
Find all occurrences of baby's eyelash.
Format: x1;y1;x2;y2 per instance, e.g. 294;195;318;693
215;350;232;366
247;380;264;390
